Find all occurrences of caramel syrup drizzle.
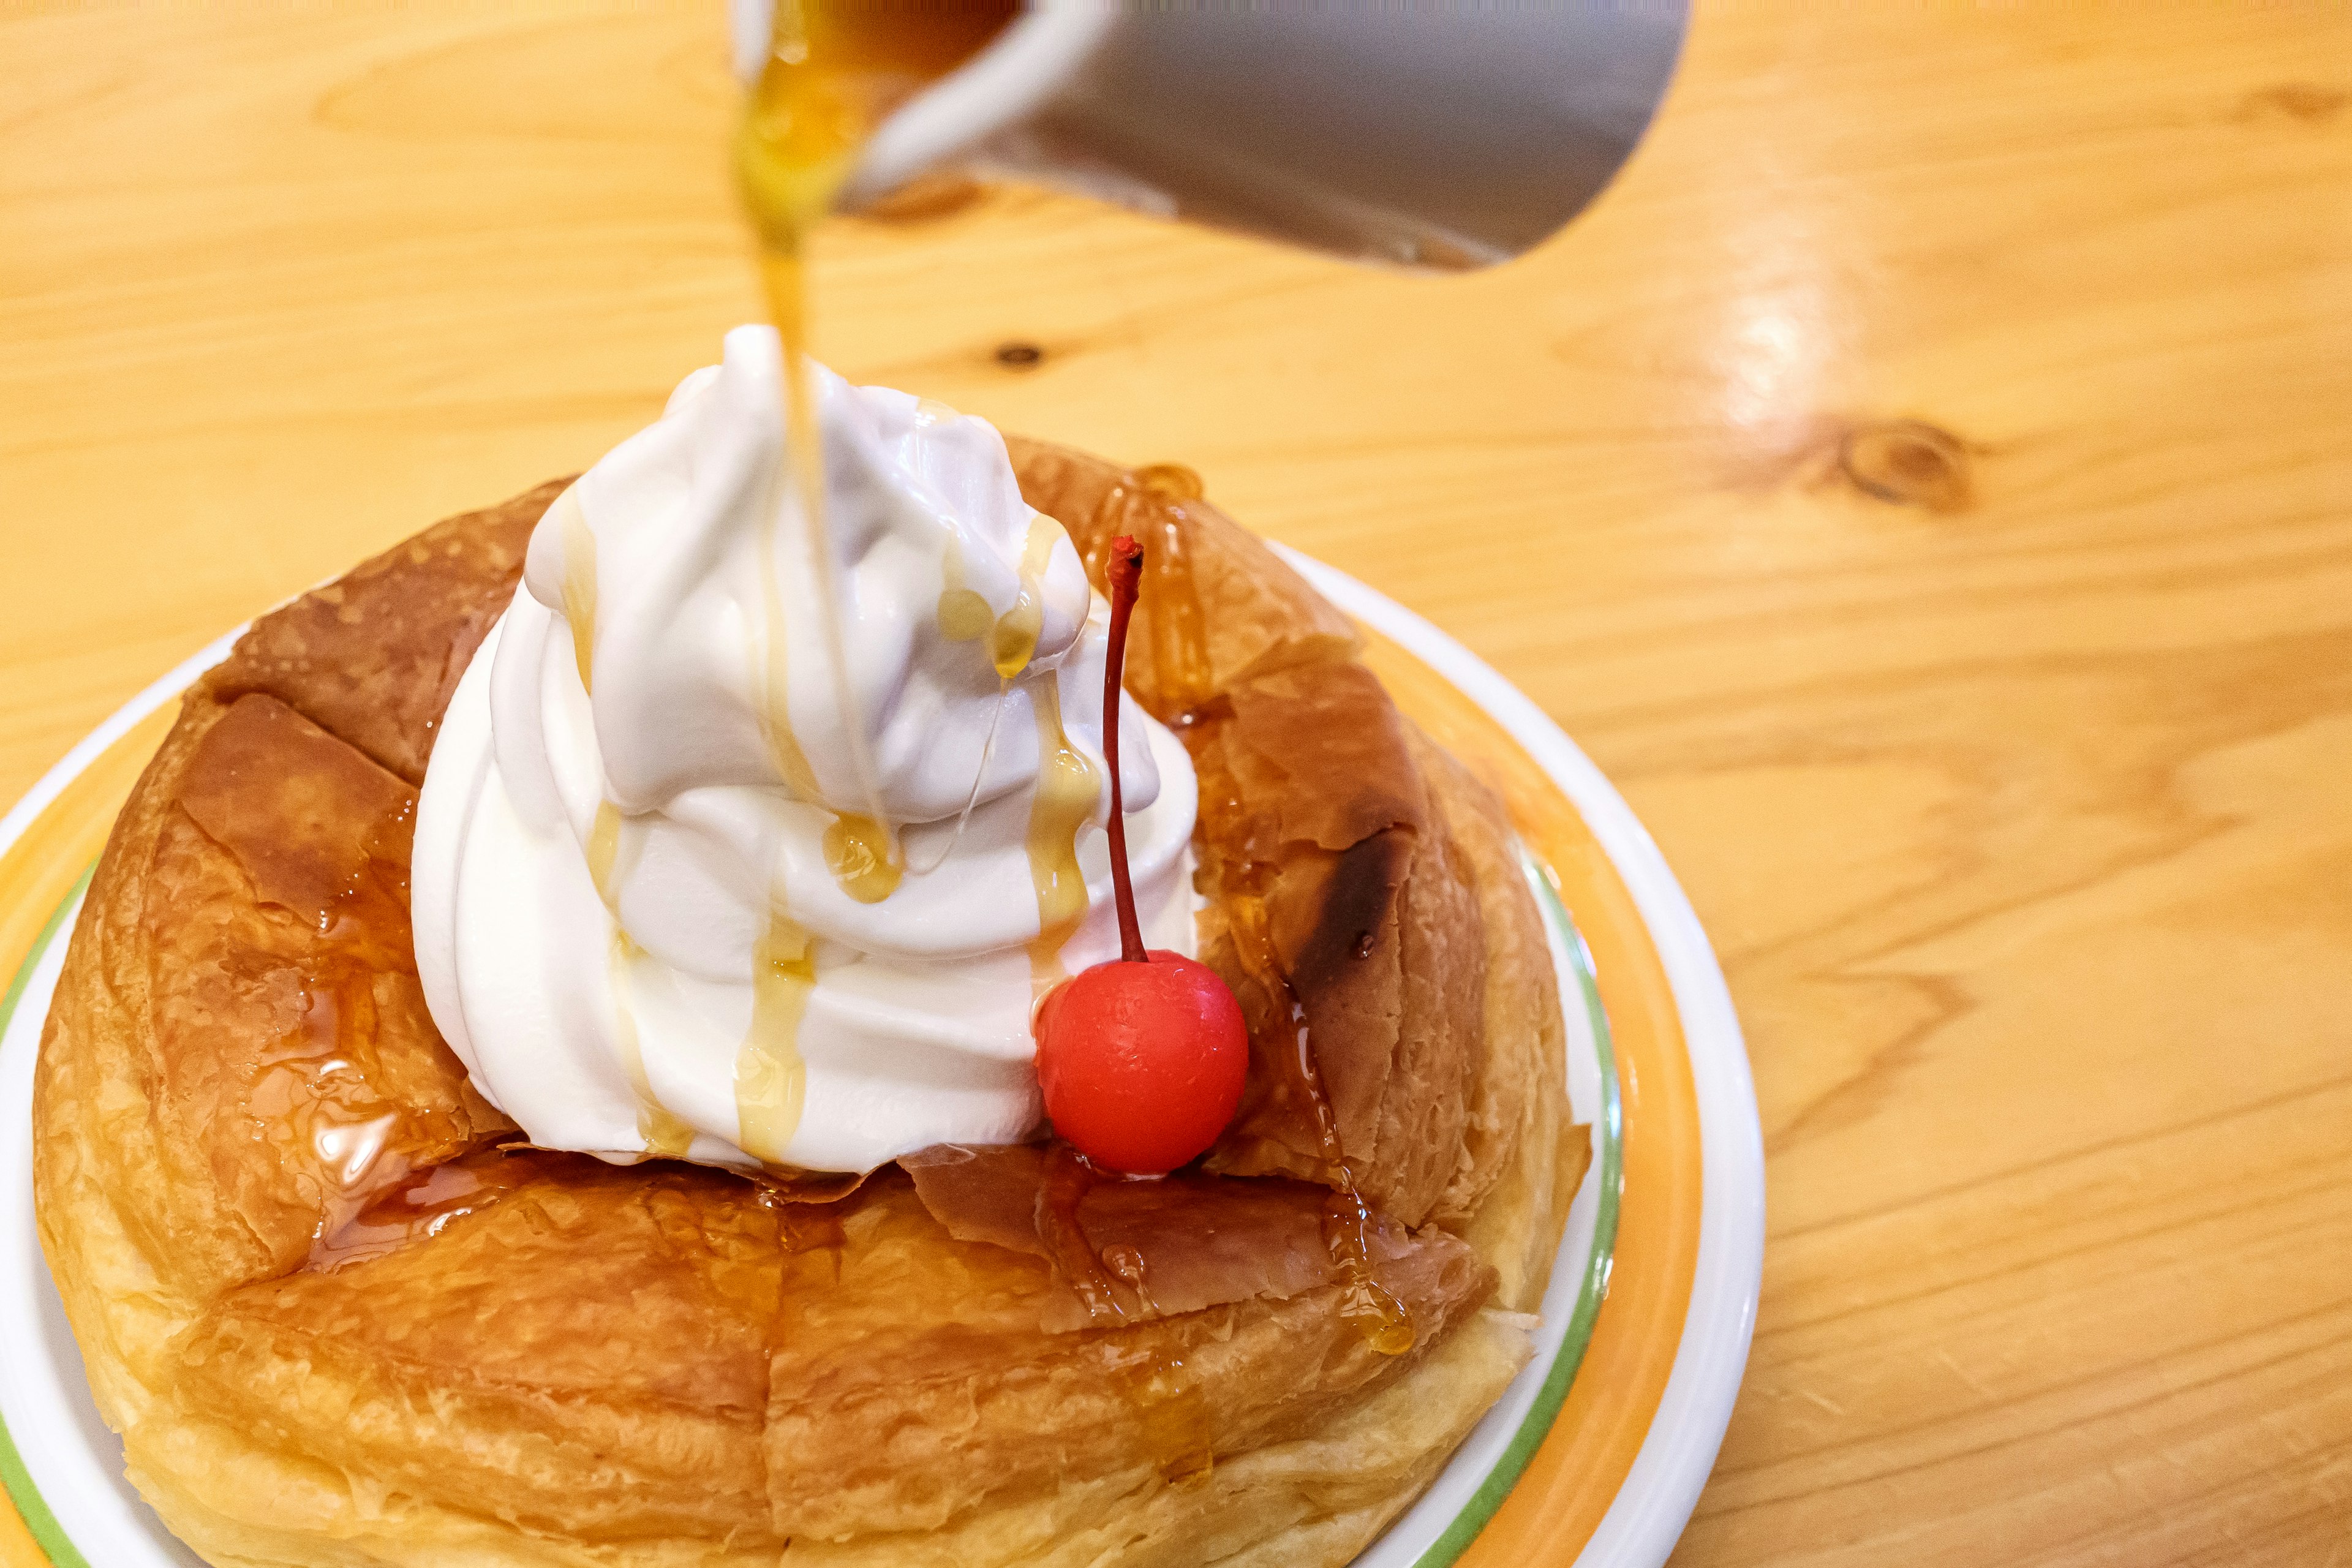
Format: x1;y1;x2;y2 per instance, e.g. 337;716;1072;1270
587;801;696;1159
926;513;1077;896
565;537;809;1165
260;802;426;1232
591;775;821;1169
936;529;996;643
990;514;1063;679
1087;470;1415;1357
1035;1145;1215;1481
597;793;821;1170
1023;676;1099;997
307;1151;524;1272
552;482;712;1160
736;909;817;1164
1014;511;1112;992
175;698;499;1250
910;529;1014;877
554;487;599;696
753;484;829;809
1038;1143;1129;1325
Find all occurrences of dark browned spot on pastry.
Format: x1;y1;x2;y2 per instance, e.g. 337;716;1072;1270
994;341;1044;369
1288;832;1409;997
1838;419;1972;513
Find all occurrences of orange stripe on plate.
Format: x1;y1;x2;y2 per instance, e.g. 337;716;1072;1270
0;1493;46;1568
1370;636;1706;1567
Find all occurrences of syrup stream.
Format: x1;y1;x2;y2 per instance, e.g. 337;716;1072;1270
730;4;1327;1464
729;0;1025;1165
743;0;890;905
739;0;1017;907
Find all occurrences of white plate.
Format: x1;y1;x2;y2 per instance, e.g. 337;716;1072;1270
0;553;1759;1567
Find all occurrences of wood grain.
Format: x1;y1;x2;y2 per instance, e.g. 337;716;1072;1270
4;4;2348;1565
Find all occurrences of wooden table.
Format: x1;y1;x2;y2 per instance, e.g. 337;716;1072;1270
6;6;2348;1564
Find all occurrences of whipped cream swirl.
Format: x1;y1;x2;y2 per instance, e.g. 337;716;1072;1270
413;327;1197;1174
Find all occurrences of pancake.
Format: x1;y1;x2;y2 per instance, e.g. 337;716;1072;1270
33;447;1584;1567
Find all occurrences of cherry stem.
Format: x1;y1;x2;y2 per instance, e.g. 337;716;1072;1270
1102;534;1148;964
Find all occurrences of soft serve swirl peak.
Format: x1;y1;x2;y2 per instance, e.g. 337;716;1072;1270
413;326;1198;1174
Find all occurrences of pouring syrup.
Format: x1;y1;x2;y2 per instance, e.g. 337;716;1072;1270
726;2;1016;1162
736;0;1018;905
733;7;1409;1358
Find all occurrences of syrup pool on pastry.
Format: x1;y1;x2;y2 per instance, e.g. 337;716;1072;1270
412;326;1198;1174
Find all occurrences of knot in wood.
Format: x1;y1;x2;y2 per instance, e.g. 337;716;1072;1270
1838;419;1973;513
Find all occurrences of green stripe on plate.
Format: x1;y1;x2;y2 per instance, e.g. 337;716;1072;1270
1411;873;1627;1568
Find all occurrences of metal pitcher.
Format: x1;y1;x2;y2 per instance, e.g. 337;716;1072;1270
733;1;1690;271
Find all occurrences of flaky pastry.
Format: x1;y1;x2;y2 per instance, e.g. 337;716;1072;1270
34;447;1585;1567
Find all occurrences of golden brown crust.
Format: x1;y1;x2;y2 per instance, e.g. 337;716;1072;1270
173;1155;782;1543
1002;440;1358;704
34;455;1580;1568
899;1142;1429;1332
204;478;564;783
138;694;510;1300
764;1170;1491;1540
1411;728;1585;1309
1015;441;1504;1231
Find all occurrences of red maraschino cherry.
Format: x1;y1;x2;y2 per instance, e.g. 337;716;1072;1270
1033;534;1248;1175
